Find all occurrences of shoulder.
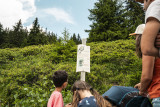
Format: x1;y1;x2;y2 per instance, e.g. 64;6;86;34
50;91;62;99
145;0;160;23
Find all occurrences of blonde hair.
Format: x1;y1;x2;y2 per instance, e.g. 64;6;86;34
71;80;113;107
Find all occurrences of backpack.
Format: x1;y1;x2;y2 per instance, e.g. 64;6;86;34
102;86;152;107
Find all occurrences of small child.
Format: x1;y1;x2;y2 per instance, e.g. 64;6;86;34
47;70;68;107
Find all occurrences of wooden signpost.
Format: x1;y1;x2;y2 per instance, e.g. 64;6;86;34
76;38;90;81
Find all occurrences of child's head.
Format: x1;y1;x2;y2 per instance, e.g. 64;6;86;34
71;80;112;107
53;70;68;88
72;80;92;93
130;24;145;58
72;80;91;104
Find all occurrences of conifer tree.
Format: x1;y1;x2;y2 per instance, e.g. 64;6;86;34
77;34;82;44
86;0;122;42
123;0;144;37
0;23;4;47
72;33;77;43
28;17;42;45
47;32;57;44
11;19;28;47
86;0;144;42
62;28;70;44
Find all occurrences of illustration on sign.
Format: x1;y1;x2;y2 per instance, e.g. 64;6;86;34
78;46;84;54
76;44;90;73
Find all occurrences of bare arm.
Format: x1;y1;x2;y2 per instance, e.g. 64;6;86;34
141;18;160;57
139;55;155;96
155;34;160;48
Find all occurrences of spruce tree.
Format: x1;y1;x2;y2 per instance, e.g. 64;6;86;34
123;0;144;37
0;23;4;47
72;33;77;44
62;28;70;44
86;0;144;42
86;0;123;42
28;17;42;45
11;19;28;47
77;34;82;44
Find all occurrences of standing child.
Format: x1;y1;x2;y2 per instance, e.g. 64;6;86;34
47;70;68;107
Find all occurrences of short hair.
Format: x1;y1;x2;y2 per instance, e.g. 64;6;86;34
53;70;68;87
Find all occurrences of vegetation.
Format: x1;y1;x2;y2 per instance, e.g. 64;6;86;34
0;0;145;106
86;0;144;42
0;18;82;49
0;40;142;106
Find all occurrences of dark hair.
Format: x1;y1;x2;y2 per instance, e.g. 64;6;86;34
72;80;113;107
53;70;68;87
136;34;142;58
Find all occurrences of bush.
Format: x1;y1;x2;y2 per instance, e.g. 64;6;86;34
0;40;142;106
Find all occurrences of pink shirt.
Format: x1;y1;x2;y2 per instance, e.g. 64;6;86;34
47;91;64;107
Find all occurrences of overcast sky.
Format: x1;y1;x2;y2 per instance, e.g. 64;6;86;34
0;0;97;39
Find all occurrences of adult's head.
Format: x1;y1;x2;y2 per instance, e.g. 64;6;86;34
135;0;155;11
130;24;145;58
72;80;112;107
53;70;68;88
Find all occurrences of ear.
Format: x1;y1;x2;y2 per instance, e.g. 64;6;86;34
62;81;68;89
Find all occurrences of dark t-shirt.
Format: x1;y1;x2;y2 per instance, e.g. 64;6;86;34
78;96;98;107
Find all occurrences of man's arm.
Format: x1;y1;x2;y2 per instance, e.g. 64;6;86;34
141;18;160;57
139;55;155;96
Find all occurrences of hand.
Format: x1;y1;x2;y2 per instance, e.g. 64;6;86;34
134;83;141;90
139;91;148;97
155;34;160;48
65;103;72;107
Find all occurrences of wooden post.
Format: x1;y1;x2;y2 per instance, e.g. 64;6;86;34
80;38;86;81
81;72;85;81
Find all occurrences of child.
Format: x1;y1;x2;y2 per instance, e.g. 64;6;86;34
70;80;113;107
47;70;68;107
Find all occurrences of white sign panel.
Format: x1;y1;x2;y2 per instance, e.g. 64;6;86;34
76;44;90;73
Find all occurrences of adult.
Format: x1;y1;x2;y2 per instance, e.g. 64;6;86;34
136;0;160;57
129;24;160;107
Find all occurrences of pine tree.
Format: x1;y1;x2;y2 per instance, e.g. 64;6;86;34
28;17;42;45
62;28;70;44
2;28;10;48
72;33;77;44
0;23;4;47
47;32;57;44
86;0;144;42
77;34;82;44
11;19;28;47
123;0;144;37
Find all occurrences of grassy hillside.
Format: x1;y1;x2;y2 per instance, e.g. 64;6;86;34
0;40;142;106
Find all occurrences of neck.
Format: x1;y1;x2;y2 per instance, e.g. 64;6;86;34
79;90;93;99
55;87;63;92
